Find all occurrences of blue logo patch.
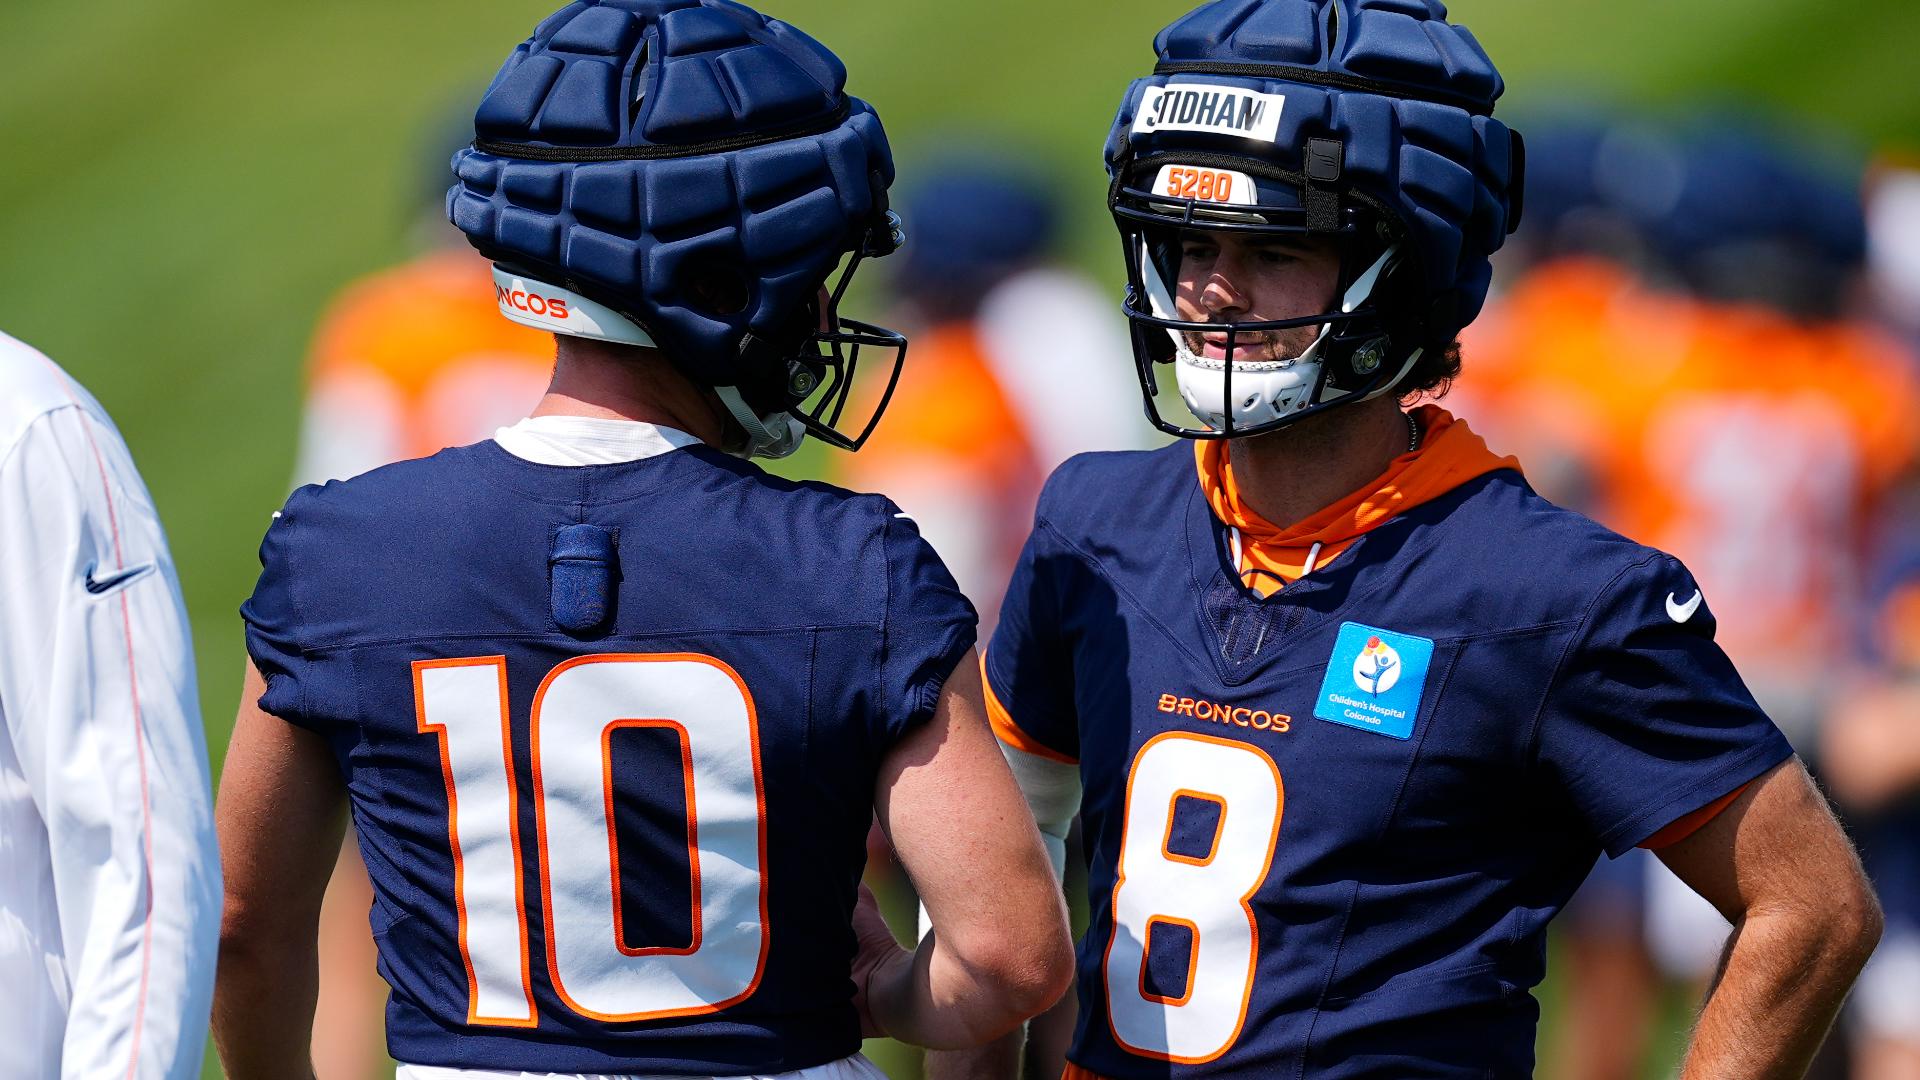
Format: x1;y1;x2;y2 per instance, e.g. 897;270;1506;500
1313;622;1435;740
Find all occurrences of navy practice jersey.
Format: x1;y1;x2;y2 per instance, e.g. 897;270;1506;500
988;444;1792;1079
242;440;974;1075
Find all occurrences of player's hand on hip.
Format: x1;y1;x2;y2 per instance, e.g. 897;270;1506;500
851;883;908;1038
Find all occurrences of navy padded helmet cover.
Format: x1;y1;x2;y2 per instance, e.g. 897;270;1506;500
450;0;894;384
1105;0;1519;340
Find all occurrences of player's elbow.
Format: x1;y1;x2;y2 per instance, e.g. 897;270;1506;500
215;901;270;975
216;891;310;976
987;933;1075;1024
1752;860;1883;979
1818;871;1883;973
953;900;1075;1030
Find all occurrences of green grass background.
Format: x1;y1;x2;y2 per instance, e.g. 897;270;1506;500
1;1;1914;1076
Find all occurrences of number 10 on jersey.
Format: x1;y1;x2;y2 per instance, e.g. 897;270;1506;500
413;653;770;1026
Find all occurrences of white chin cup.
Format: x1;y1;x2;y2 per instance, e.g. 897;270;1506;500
713;385;805;460
1174;345;1322;431
1143;239;1406;433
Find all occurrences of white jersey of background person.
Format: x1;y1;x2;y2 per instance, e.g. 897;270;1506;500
0;330;221;1078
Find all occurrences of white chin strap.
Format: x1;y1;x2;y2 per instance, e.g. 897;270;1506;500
491;266;805;460
1148;243;1417;432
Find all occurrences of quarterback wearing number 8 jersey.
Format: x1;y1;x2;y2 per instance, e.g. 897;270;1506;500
212;3;1071;1078
931;2;1884;1079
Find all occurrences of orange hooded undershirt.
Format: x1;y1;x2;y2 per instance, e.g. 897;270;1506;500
1197;404;1519;596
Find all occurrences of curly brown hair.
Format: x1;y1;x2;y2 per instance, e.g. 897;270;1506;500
1398;338;1463;402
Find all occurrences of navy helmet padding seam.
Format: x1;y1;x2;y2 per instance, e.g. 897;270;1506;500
473;98;852;163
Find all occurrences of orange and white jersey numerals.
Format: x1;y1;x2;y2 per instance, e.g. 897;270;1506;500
413;653;769;1028
1104;732;1283;1063
415;657;537;1026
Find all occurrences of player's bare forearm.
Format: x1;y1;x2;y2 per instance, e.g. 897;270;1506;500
926;978;1075;1079
924;1029;1026;1079
212;660;346;1080
212;932;322;1080
1679;905;1879;1079
863;930;1044;1050
1658;760;1881;1080
852;885;1059;1050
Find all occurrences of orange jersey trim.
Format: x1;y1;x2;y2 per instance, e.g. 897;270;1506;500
1639;781;1753;850
981;650;1077;765
600;718;702;958
1197;406;1520;591
1137;916;1203;1007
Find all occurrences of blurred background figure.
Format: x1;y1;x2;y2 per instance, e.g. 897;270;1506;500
838;144;1143;632
1454;106;1920;1080
1865;154;1920;352
292;110;556;1080
1824;505;1920;1079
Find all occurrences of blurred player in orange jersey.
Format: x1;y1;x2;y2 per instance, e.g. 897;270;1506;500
1465;262;1917;729
1454;113;1918;1080
293;245;553;486
839;151;1143;632
292;118;556;1080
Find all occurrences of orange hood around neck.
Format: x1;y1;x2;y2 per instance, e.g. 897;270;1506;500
1197;405;1520;591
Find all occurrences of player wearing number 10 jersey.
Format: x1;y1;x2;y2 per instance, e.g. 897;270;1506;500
211;4;1071;1078
932;3;1884;1079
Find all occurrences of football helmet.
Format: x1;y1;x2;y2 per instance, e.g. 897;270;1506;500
1104;0;1525;439
450;0;906;458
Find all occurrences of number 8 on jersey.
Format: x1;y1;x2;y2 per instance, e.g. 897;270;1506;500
1105;732;1284;1063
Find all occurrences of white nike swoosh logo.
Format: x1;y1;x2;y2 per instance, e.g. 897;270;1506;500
1666;590;1703;623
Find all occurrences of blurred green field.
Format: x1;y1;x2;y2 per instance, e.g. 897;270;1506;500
1;1;1915;1077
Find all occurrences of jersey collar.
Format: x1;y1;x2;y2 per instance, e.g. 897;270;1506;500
493;415;701;466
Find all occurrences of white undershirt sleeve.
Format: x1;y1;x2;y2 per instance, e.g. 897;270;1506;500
0;405;220;1079
1000;739;1083;881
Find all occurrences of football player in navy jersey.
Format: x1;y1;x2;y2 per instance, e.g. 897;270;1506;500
210;4;1072;1078
931;2;1883;1079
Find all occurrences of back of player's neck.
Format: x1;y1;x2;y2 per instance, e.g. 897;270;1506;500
540;338;723;446
1229;400;1406;528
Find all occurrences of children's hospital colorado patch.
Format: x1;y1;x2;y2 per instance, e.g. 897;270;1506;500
1313;622;1435;740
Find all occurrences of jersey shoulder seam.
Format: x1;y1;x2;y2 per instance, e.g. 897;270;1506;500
0;400;86;479
1030;507;1214;673
1522;550;1669;765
